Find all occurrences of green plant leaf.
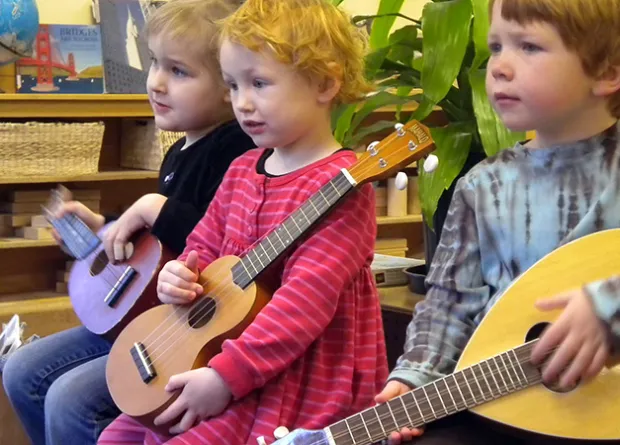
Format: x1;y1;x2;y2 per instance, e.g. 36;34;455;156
333;104;357;144
346;120;399;148
331;0;345;5
471;0;491;69
366;47;392;79
369;0;407;50
419;125;472;228
469;68;524;156
349;91;422;135
421;0;473;104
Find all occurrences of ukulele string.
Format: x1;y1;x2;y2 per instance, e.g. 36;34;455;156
139;170;350;368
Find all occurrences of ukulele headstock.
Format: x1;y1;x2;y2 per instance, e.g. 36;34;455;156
348;120;437;185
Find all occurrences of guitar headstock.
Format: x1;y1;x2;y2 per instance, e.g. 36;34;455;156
348;120;436;185
41;185;72;222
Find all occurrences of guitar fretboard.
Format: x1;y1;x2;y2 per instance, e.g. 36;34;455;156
327;342;543;445
230;170;356;288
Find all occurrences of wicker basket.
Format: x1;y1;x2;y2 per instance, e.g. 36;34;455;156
120;120;183;171
0;122;104;177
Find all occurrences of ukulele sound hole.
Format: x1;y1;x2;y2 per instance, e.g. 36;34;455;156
525;322;578;394
89;250;109;276
188;297;217;329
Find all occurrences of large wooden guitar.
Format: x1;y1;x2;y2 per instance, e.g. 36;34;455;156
267;229;620;444
105;121;436;429
44;188;174;339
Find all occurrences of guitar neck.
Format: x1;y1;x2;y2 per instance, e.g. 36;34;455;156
230;169;356;288
326;342;543;445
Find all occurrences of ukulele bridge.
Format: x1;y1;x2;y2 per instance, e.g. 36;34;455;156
104;266;137;307
131;341;157;383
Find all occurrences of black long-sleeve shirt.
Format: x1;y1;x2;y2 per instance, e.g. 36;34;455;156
105;120;253;255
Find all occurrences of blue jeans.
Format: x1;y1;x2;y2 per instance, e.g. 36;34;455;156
2;326;120;445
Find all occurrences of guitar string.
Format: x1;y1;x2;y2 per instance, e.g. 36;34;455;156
299;348;547;445
142;172;352;370
136;139;422;370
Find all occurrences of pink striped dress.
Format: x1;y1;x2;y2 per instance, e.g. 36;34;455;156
98;148;388;445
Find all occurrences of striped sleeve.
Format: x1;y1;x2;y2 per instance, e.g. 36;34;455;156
208;184;377;399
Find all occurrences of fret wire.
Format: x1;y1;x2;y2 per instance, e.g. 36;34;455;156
318;189;330;206
299;206;312;225
358;413;372;442
361;410;379;443
258;243;270;263
463;368;480;404
290;214;303;233
282;223;294;241
244;255;260;276
484;360;502;396
265;236;277;257
468;367;488;401
452;374;470;408
372;406;387;436
421;386;437;419
386;400;400;431
250;250;264;270
238;259;251;277
343;418;355;444
329;181;342;197
398;395;414;427
510;349;528;385
432;381;449;415
308;196;321;215
499;353;517;390
441;377;459;412
273;227;286;248
476;363;494;399
409;390;426;424
491;357;509;392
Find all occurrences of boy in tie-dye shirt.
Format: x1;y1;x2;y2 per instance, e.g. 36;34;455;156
377;0;620;444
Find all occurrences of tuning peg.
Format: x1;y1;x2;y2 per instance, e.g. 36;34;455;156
394;171;408;190
256;437;267;445
394;122;405;136
274;426;290;440
423;154;439;173
366;141;379;156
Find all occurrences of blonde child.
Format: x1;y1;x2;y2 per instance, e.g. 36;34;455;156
97;0;388;444
2;1;254;444
376;0;620;444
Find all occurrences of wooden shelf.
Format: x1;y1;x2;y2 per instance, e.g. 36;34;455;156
0;169;159;185
377;214;423;225
0;238;57;249
378;285;424;314
0;94;153;118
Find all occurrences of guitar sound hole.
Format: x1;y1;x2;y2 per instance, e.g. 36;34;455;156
525;322;579;394
89;250;109;276
188;297;217;329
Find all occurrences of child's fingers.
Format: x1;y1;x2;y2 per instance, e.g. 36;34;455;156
531;320;566;364
542;333;580;384
535;295;570;311
585;345;608;380
157;281;197;304
185;251;200;274
166;261;202;286
559;341;591;389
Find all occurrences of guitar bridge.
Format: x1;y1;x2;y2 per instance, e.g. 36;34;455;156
104;266;137;307
131;341;156;383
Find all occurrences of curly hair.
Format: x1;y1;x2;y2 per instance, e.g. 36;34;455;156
219;0;374;105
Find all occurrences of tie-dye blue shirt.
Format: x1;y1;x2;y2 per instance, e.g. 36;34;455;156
390;122;620;388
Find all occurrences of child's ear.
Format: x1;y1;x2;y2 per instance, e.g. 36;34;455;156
317;62;342;105
593;64;620;98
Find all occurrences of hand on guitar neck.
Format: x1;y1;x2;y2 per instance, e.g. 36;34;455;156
375;381;425;444
157;251;204;305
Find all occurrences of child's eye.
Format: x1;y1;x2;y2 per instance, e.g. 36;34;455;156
172;66;188;77
253;79;267;89
522;42;542;53
488;41;501;54
149;56;158;66
226;81;238;91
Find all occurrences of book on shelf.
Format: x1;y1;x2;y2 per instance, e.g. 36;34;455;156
15;24;104;94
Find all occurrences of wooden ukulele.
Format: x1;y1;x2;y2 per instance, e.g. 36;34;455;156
105;120;436;429
266;229;620;444
44;187;174;339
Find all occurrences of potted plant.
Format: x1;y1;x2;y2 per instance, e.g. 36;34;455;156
331;0;525;264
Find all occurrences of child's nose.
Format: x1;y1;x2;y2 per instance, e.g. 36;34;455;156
147;69;167;94
234;89;254;113
490;54;515;81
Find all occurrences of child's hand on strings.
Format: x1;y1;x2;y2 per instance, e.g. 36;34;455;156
157;251;204;304
374;381;425;444
153;367;232;434
103;193;167;263
532;288;610;390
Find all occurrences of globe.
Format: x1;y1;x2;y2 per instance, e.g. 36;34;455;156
0;0;40;66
